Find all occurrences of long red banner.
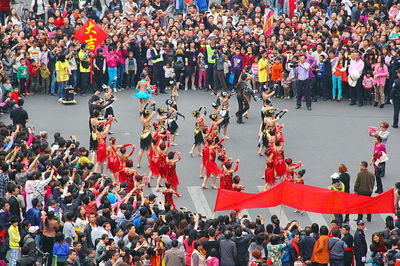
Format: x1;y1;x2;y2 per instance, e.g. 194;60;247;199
214;181;395;214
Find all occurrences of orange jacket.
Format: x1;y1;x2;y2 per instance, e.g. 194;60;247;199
271;63;283;81
311;235;330;264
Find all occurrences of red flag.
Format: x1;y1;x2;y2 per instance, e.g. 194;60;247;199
264;8;274;37
73;19;108;52
214;181;395;214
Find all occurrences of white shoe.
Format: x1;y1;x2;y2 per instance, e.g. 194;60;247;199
58;98;62;102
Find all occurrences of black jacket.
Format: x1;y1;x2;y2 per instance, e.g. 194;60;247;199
231;228;254;263
8;195;20;218
300;235;315;261
354;229;367;259
390;78;400;99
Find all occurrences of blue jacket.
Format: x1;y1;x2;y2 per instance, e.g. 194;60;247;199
25;207;42;227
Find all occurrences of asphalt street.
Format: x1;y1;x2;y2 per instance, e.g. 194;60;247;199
1;89;398;239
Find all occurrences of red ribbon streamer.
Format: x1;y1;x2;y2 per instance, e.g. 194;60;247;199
214;181;395;214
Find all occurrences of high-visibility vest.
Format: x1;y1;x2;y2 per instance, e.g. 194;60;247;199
206;44;215;64
152;48;163;64
331;182;345;192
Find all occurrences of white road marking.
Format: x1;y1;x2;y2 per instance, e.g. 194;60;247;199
187;186;214;219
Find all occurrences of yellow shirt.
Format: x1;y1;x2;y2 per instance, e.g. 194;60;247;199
78;50;90;73
8;224;20;249
55;61;70;82
258;58;269;83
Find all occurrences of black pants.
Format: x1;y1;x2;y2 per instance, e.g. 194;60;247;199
350;78;363;105
393;98;400;126
206;63;214;90
236;95;249;122
357;193;372;221
374;162;384;192
80;72;90;94
153;64;165;92
344;251;353;266
126;70;136;89
296;79;311;107
41;235;55;266
214;70;227;91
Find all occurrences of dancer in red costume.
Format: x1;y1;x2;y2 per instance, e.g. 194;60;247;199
132;174;145;195
232;175;246;215
149;140;168;191
94;117;114;173
119;159;138;191
201;138;224;189
116;144;135;169
146;124;169;187
285;158;303;182
220;159;239;190
232;176;245;192
264;149;275;190
162;183;180;210
165;151;181;192
273;140;286;179
206;113;224;142
106;137;122;181
200;139;210;179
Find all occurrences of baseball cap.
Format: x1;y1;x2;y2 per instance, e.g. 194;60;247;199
330;173;340;180
357;220;365;225
29;226;40;234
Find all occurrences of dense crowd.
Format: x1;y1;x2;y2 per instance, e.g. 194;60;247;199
1;0;400;265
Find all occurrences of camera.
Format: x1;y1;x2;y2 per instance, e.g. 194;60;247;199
288;61;298;68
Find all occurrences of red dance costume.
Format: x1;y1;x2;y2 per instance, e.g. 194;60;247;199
202;145;210;167
220;172;233;190
107;145;121;173
166;162;179;192
120;170;135;191
286;162;302;182
163;190;179;209
205;149;222;177
264;161;276;185
273;150;286;177
96;136;107;163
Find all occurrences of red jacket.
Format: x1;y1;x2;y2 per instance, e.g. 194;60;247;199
0;0;11;11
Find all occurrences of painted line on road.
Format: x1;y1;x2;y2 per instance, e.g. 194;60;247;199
257;186;289;225
187;186;214;219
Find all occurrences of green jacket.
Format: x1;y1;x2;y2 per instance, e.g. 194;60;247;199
17;65;29;79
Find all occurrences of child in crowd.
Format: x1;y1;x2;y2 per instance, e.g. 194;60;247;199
316;55;325;100
163;62;175;90
29;61;39;94
362;71;374;105
17;59;28;96
281;72;291;99
198;53;207;90
40;63;51;94
125;51;137;90
271;58;283;97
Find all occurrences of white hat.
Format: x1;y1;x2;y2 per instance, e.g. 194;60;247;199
330;173;340;180
28;226;40;234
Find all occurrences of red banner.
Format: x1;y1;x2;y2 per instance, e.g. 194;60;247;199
214;181;395;214
73;19;108;52
264;8;274;37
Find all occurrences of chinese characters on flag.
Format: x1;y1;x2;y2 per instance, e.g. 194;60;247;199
73;20;108;51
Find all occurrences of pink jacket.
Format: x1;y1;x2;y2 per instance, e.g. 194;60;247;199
206;257;219;266
373;64;388;87
106;53;119;68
